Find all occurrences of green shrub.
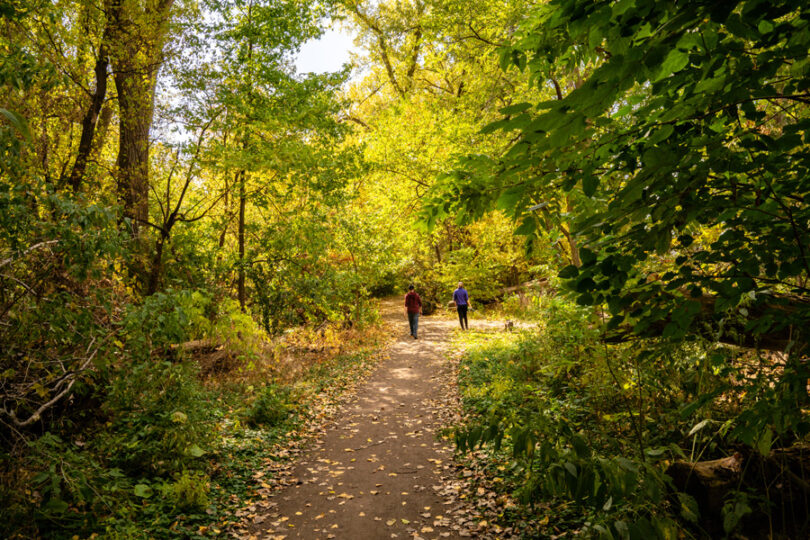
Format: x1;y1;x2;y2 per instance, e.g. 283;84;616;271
100;361;212;476
455;289;810;537
121;289;210;358
16;432;133;538
500;289;550;321
163;469;210;511
454;298;682;536
246;384;294;428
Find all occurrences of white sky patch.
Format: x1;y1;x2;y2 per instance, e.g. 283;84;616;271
295;26;358;74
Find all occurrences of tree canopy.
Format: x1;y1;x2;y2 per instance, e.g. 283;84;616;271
2;0;809;537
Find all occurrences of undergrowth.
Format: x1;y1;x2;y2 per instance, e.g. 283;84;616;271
0;294;386;539
452;294;810;539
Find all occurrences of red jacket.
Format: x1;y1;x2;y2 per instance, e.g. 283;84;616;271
405;291;422;313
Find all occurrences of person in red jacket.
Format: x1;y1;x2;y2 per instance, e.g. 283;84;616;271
404;284;422;339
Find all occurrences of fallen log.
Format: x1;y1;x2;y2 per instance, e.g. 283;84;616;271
667;445;810;536
170;339;219;354
667;452;743;519
168;339;241;375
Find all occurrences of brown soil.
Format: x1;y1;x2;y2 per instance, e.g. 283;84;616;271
236;299;509;540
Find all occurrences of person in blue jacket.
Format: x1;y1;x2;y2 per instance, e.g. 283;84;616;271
453;282;470;330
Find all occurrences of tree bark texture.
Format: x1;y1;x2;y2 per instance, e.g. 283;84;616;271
108;0;175;237
114;66;154;236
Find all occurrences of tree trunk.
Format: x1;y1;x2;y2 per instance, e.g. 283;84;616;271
219;170;234;250
91;101;114;161
114;61;156;237
237;170;246;311
146;232;167;295
67;41;109;192
212;170;234;287
108;0;175;237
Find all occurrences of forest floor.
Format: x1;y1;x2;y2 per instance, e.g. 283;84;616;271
232;298;515;540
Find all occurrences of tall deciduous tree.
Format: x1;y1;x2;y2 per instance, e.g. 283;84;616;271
108;0;176;238
175;0;350;312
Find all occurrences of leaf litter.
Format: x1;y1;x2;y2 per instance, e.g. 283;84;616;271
232;300;519;539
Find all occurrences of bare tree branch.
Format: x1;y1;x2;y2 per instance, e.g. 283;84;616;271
0;240;60;269
1;339;100;428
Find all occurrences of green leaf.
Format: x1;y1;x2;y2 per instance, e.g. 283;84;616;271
757;20;774;34
647;124;673;144
580;247;597;265
43;498;69;513
0;108;31;141
563;461;577;477
134;484;153;498
645;446;667;457
582;175;598;197
695;75;726;94
658;49;689;79
499;102;532;115
588;26;603;51
558;265;579;279
514;218;536;235
723;498;752;533
614;520;630;539
496;188;522;211
498;48;512;72
678;492;700;523
687;419;710;437
571;434;591;458
755;428;773;455
187;444;205;457
576;276;596;292
613;0;634;16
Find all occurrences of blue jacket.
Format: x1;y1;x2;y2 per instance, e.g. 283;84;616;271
453;288;469;306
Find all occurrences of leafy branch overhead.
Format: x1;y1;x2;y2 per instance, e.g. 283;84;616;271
426;0;810;356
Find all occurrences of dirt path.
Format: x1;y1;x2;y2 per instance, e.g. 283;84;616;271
240;299;500;540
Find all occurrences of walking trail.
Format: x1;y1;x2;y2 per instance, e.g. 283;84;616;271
237;298;509;540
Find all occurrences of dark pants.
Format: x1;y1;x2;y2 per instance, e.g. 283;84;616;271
457;304;468;329
407;312;420;337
